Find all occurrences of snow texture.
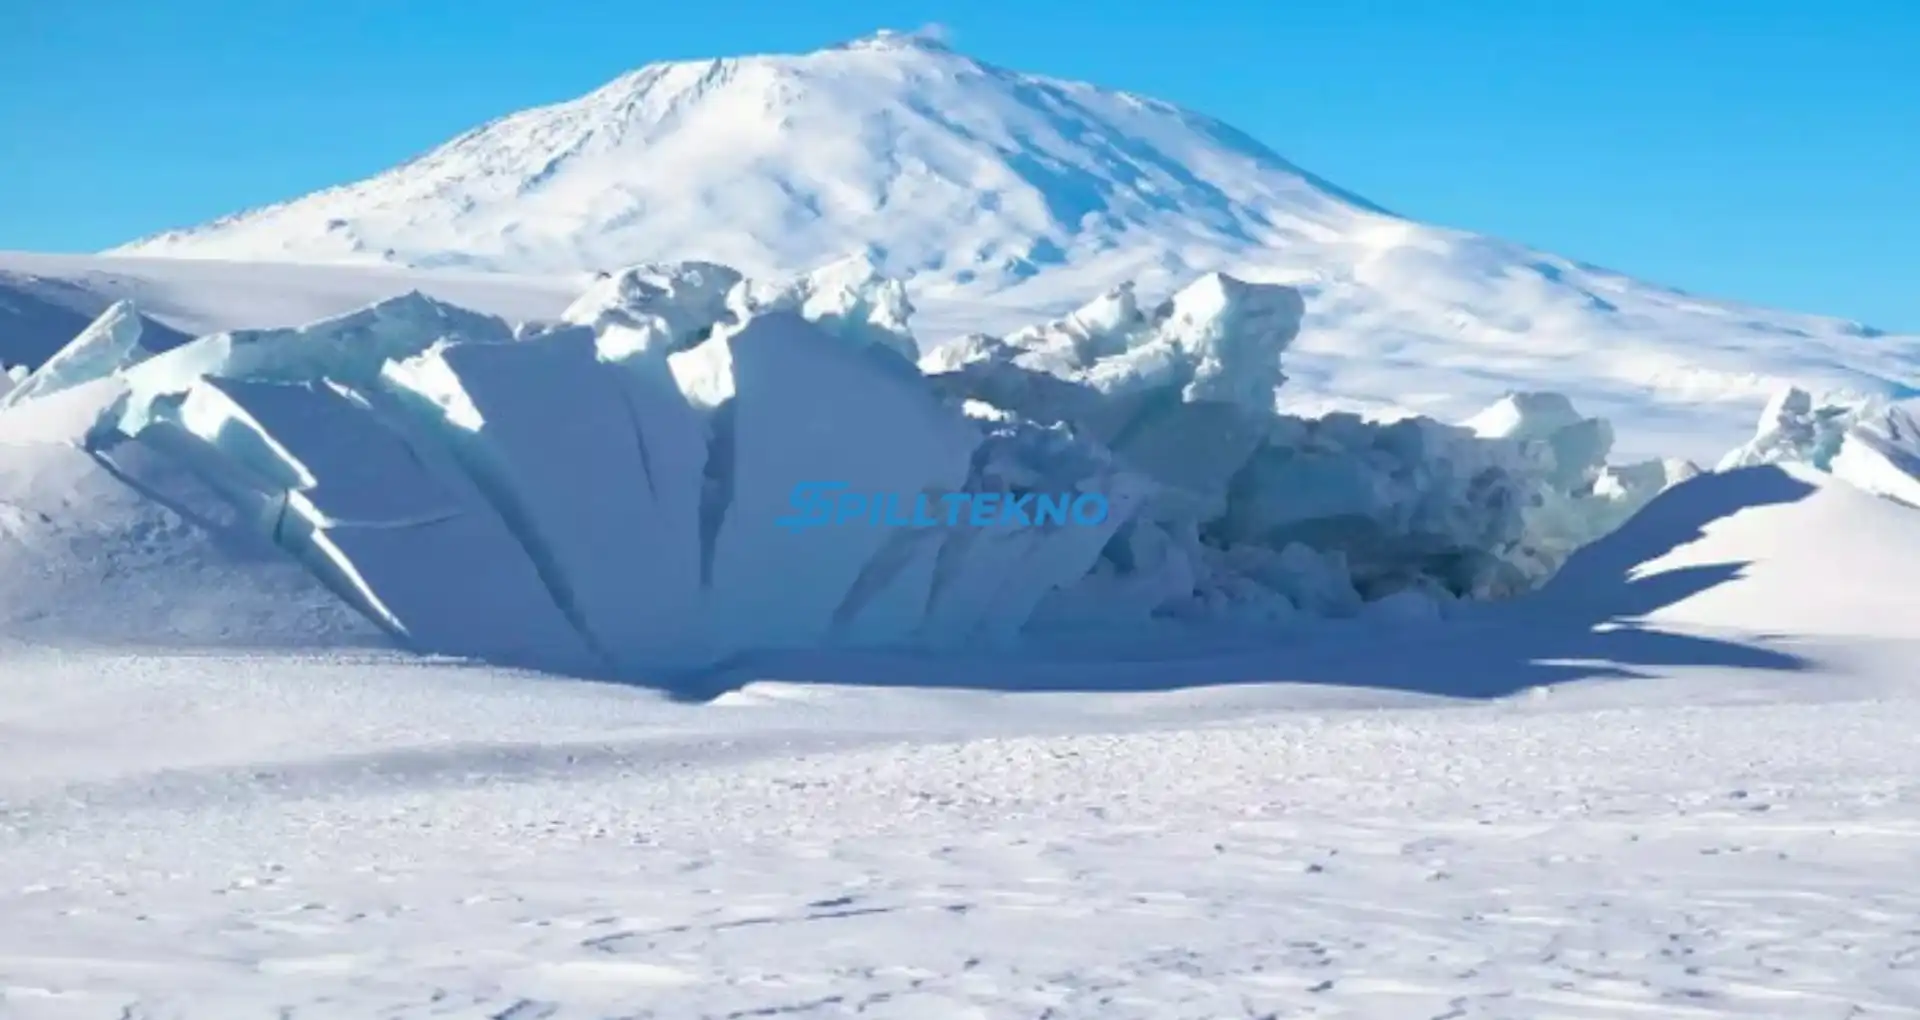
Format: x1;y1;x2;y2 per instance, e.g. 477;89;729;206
74;32;1919;465
6;461;1920;1018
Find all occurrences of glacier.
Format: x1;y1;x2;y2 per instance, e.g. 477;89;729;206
14;257;1870;676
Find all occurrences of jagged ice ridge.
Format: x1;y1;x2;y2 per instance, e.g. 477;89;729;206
17;255;1894;676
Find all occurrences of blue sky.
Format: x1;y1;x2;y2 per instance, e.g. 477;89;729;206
3;0;1916;330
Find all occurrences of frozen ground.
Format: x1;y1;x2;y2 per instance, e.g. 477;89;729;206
4;466;1918;1018
4;650;1919;1019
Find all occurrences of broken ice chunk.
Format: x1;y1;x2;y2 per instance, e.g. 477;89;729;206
380;327;707;667
1717;386;1852;472
727;254;919;362
699;312;980;657
1464;391;1614;491
936;272;1303;416
2;301;156;409
1830;403;1920;508
153;376;595;669
114;291;516;433
917;420;1153;645
561;261;744;361
1714;386;1920;507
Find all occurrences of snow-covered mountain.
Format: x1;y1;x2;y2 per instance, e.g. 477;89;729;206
11;30;1920;1016
99;30;1920;462
112;29;1382;296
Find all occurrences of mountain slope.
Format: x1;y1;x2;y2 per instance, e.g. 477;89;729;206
94;30;1920;461
114;30;1381;295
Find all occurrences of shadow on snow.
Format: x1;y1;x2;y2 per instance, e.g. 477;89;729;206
663;466;1818;701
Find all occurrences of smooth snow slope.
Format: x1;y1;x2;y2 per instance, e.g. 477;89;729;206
4;464;1918;1017
89;29;1920;460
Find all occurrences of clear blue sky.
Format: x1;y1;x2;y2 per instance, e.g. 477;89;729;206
4;0;1916;330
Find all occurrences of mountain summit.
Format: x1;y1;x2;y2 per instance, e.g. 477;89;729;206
105;32;1918;458
112;31;1388;299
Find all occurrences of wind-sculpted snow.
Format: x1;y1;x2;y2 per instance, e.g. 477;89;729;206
1720;386;1920;508
0;258;1721;673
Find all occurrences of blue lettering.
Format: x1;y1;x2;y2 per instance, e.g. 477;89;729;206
776;481;844;531
882;492;913;527
834;492;868;525
969;492;1002;527
1070;492;1109;526
940;492;970;526
911;493;941;528
1002;492;1034;526
1033;493;1070;526
783;488;1104;530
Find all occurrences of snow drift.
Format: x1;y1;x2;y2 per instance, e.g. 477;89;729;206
12;256;1901;675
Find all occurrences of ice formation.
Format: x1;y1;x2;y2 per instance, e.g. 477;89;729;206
560;261;743;360
152;375;595;668
112;291;517;432
1;301;164;409
927;290;1694;620
0;258;1710;674
1719;387;1920;508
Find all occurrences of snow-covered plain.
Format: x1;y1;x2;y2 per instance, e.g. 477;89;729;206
4;273;1920;1016
5;466;1920;1018
5;26;1920;1019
